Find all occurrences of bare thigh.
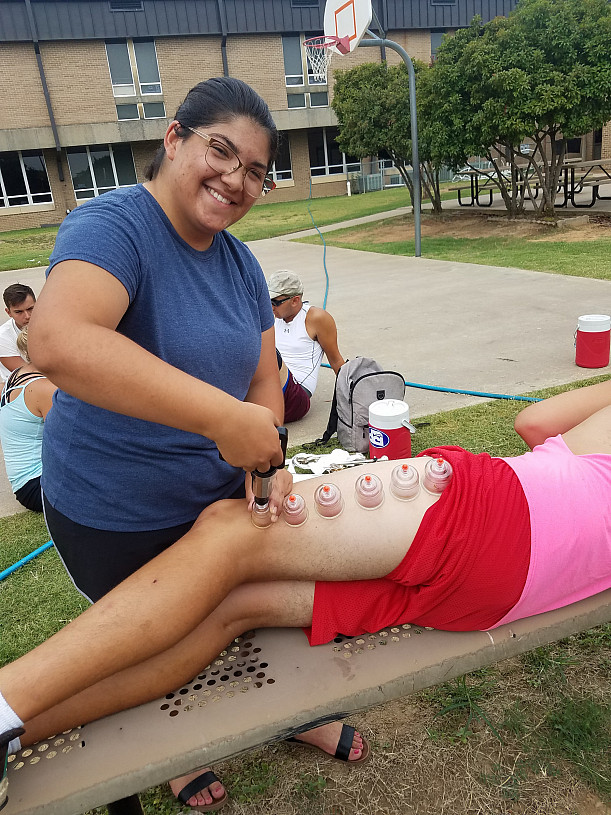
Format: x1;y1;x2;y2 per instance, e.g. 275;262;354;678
198;458;440;587
562;404;611;455
515;379;611;448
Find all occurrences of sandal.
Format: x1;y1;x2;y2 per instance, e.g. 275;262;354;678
175;769;228;812
286;723;371;765
1;727;25;812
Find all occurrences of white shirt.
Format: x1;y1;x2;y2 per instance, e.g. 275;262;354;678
274;303;324;396
0;319;24;382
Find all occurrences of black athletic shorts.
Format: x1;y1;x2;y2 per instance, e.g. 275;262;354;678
43;482;246;603
15;476;43;513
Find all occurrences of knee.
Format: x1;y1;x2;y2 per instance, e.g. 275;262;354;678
193;498;245;527
514;406;546;449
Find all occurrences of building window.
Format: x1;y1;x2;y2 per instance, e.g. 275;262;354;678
431;31;445;59
271;134;293;182
308;127;360;176
283;35;304;87
304;30;327;85
67;143;137;200
106;39;162;100
143;102;166;119
106;41;135;96
310;91;329;107
116;103;140;120
109;0;143;10
287;93;307;109
0;150;52;207
133;40;162;94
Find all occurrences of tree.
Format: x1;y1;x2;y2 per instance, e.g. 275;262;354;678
332;62;445;214
424;0;611;217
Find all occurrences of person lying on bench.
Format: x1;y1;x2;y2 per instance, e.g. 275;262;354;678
1;380;611;811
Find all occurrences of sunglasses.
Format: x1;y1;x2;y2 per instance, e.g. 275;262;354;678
270;296;293;307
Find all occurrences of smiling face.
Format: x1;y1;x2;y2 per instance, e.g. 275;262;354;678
149;115;272;251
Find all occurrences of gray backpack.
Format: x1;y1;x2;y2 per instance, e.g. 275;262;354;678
321;357;406;454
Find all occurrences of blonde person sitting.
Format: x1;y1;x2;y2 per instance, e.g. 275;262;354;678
0;327;56;512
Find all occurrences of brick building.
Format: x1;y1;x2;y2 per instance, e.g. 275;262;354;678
0;0;609;232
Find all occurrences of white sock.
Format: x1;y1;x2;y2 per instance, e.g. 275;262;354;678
0;691;23;740
7;737;21;755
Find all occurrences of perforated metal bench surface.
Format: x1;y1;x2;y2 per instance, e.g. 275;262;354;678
5;588;611;815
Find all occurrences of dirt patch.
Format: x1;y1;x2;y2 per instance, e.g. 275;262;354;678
212;647;611;815
359;211;611;244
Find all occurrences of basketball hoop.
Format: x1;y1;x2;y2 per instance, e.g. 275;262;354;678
303;35;351;83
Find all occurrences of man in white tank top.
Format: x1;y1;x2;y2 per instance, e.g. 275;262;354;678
268;271;344;400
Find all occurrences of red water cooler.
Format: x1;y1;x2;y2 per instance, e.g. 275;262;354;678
575;314;611;368
368;399;413;460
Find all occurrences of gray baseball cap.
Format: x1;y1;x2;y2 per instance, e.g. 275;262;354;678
267;271;304;299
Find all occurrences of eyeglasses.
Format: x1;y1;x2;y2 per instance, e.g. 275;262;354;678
271;296;293;307
183;126;276;198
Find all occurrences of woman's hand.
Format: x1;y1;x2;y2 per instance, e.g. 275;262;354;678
216;401;283;472
245;467;293;521
268;468;294;522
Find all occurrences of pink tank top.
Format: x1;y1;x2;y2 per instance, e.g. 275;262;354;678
494;435;611;627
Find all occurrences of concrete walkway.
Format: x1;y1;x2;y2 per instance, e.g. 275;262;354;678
1;206;609;518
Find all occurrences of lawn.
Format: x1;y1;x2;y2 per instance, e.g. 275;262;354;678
2;376;609;814
0;183;451;271
1;186;609;280
297;214;611;280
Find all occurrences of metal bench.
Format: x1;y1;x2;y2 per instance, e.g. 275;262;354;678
5;588;611;815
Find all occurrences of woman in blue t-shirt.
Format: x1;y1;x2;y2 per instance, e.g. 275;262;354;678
27;78;366;811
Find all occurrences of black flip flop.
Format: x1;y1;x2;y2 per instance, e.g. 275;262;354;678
286;723;371;764
176;769;228;812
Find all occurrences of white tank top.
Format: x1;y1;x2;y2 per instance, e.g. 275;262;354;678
275;303;324;395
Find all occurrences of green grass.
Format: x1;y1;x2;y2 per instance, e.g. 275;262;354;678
543;697;611;796
0;226;58;272
228;186;413;242
298;217;611;279
1;383;609;811
2;183;607;281
0;188;415;269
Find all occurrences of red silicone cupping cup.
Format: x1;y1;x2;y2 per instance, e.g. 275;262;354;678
314;483;344;518
354;473;385;509
251;502;272;529
283;493;309;526
423;457;453;495
390;463;420;501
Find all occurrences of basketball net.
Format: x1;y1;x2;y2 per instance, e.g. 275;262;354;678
303;35;350;83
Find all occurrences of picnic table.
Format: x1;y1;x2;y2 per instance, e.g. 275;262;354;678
449;158;611;209
557;158;611;208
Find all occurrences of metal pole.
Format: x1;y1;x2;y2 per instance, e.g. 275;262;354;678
358;35;421;257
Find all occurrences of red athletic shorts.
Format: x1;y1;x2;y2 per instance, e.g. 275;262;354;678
306;446;531;645
283;369;310;423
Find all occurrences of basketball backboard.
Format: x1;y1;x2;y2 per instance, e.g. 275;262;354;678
323;0;373;54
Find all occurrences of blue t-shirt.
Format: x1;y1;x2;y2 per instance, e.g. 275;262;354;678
42;185;274;531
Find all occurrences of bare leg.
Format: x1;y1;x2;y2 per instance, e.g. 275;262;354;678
20;580;363;807
561;403;611;455
515;379;611;448
0;457;437;726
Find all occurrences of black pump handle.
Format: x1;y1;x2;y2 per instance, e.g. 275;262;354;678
253;426;288;478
